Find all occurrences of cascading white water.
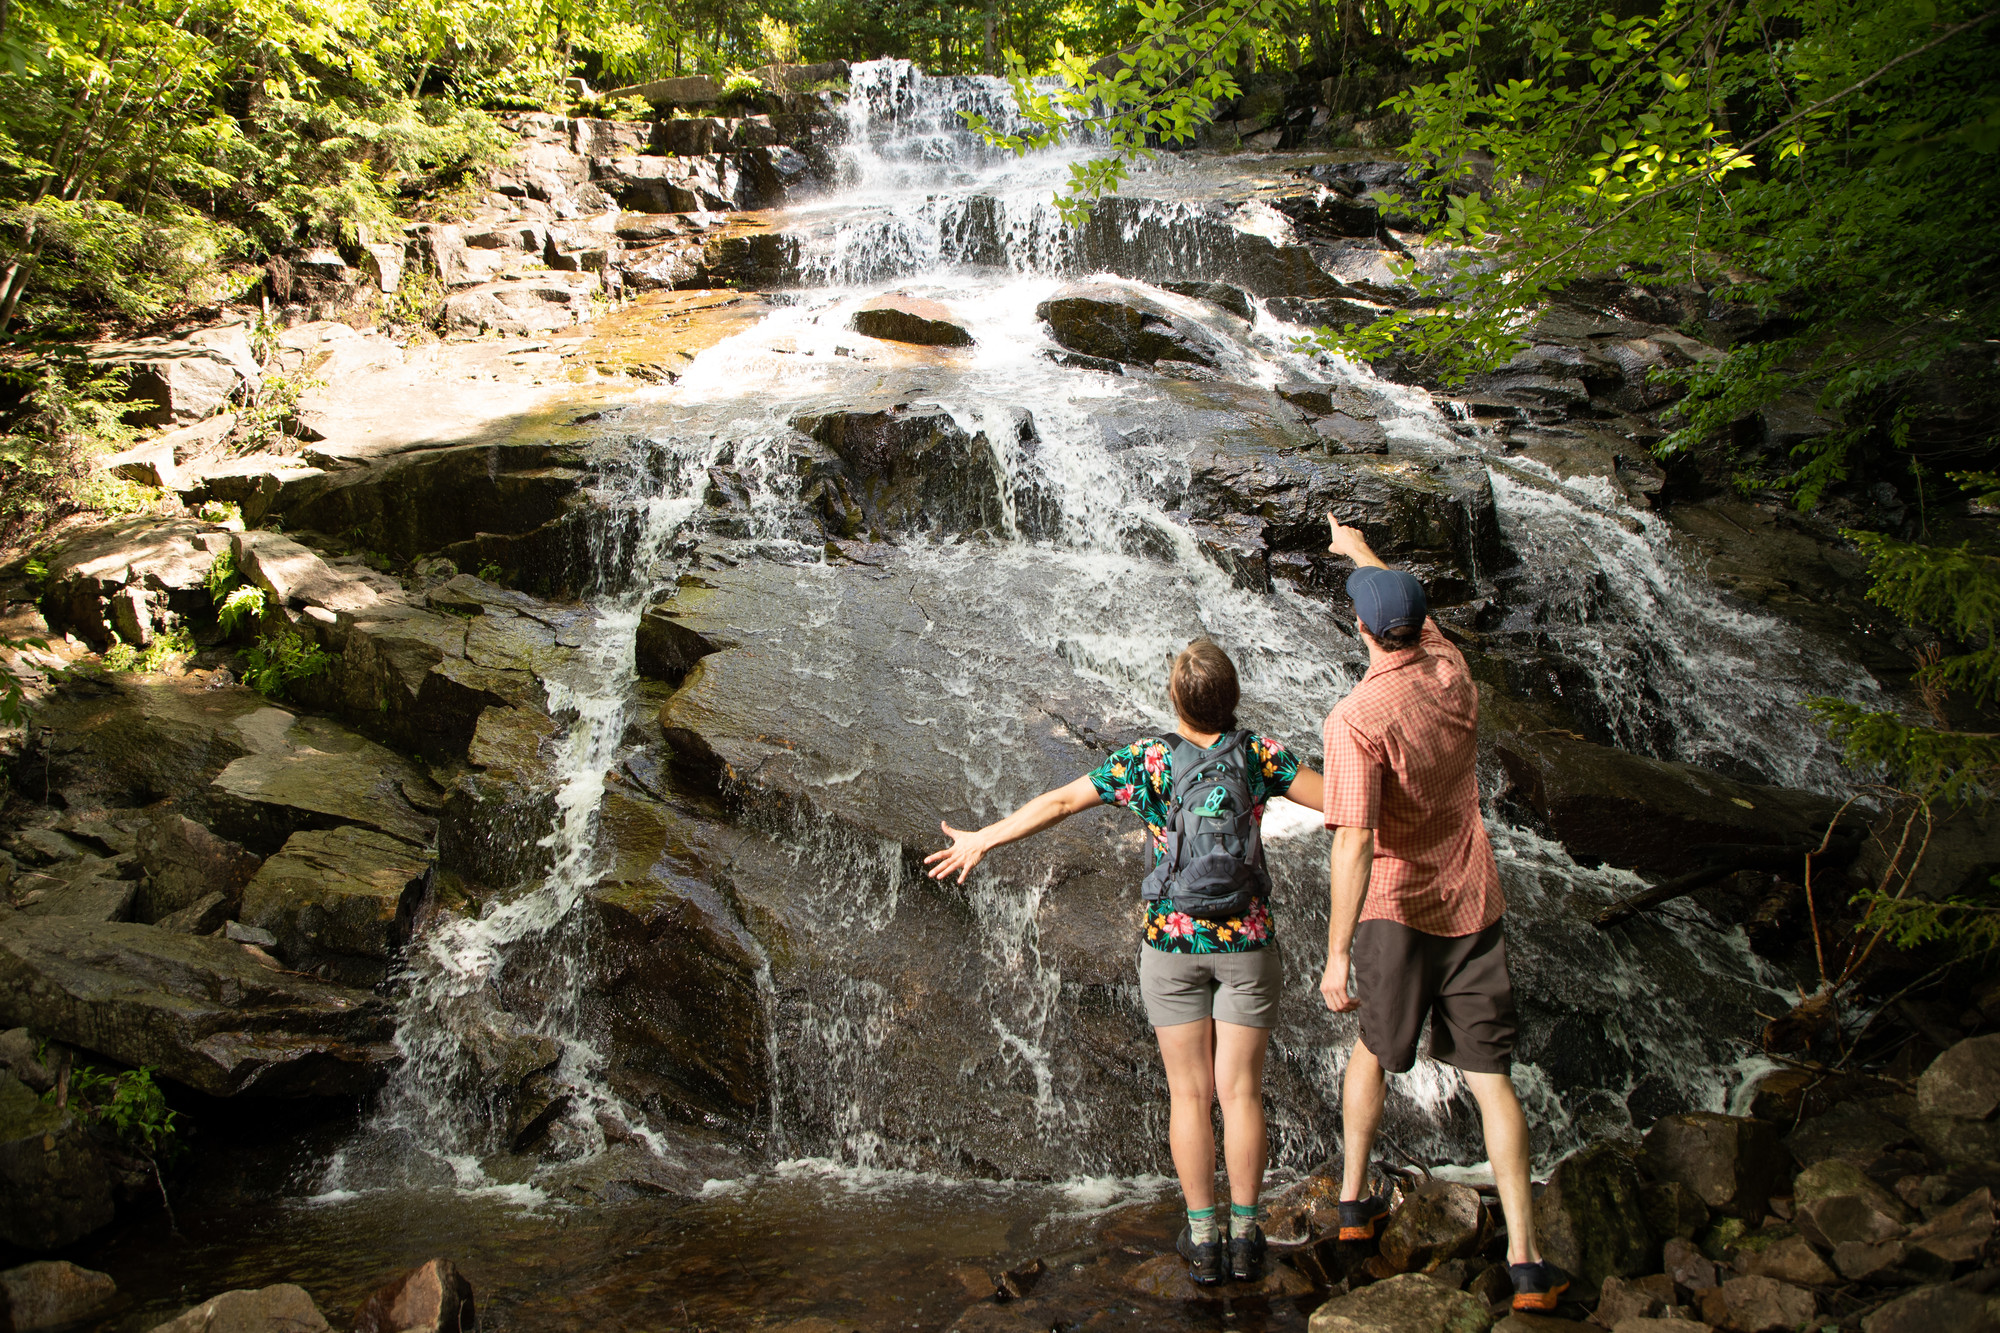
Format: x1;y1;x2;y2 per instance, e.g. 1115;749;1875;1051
337;58;1884;1192
324;457;715;1194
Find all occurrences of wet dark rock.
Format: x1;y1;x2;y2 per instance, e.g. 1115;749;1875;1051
1640;1179;1710;1240
849;294;975;346
1832;1237;1905;1282
1592;1272;1675;1326
1918;1035;2000;1120
205;712;438;856
134;811;262;923
1150;280;1249;320
146;1284;331;1333
1266;294;1388;328
1907;1186;1993;1264
353;1258;476;1333
1662;1236;1718;1291
1860;1283;2000;1333
635;601;728;685
1037;283;1226;368
0;917;396;1097
1792;1159;1912;1248
1639;1113;1790;1220
1734;1233;1834;1286
1311;412;1390;453
790;403;1006;536
1187;429;1500;581
0;1029;54;1093
1482;690;1848;876
240;827;430;987
154;892;230;935
648;557;1171;1177
1379;1180;1484;1273
271;441;592;566
1782;1097;1917;1168
1532;1141;1653;1299
588;792;769;1126
0;1259;118;1330
1697;1275;1815;1332
0;1071;115;1252
1306;1272;1492;1332
22;675;281;813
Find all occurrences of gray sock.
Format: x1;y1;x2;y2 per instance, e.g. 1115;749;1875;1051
1229;1202;1258;1240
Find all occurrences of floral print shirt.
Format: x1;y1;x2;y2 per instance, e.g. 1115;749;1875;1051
1087;733;1301;954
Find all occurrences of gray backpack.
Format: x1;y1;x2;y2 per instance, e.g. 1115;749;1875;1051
1140;731;1271;921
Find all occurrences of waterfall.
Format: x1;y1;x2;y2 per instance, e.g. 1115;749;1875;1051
333;58;1881;1193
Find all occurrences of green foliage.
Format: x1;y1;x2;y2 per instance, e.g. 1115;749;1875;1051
969;0;1292;223
102;626;194;674
204;544;239;598
54;1063;182;1161
217;585;269;638
0;353;147;542
241;365;327;453
241;625;332;698
1853;880;2000;959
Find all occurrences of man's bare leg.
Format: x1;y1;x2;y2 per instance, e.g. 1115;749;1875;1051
1339;1037;1386;1201
1464;1069;1541;1264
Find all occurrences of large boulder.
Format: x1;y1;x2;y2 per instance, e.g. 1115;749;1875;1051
22;676;285;813
90;321;261;428
1697;1275;1816;1333
443;275;602;336
0;1260;118;1331
1913;1036;2000;1163
1638;1113;1790;1219
1307;1273;1492;1333
0;917;397;1097
849;294;975;347
147;1284;331;1333
204;712;439;855
35;517;228;650
1482;691;1849;875
0;1071;114;1252
1734;1234;1834;1286
1531;1142;1653;1300
133;811;263;924
239;826;431;985
788;403;1009;537
1380;1181;1484;1273
1861;1283;2000;1333
1036;283;1227;368
1792;1158;1911;1248
267;441;591;567
1185;425;1501;586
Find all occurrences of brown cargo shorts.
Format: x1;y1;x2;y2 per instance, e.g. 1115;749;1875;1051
1353;917;1516;1074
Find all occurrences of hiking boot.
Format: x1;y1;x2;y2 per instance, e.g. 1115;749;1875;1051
1510;1259;1572;1311
1337;1193;1391;1242
1227;1223;1266;1281
1176;1224;1226;1285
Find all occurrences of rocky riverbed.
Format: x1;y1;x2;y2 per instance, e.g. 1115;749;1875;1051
2;55;1996;1333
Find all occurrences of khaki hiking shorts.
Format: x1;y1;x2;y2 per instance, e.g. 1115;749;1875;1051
1138;942;1283;1029
1354;917;1517;1074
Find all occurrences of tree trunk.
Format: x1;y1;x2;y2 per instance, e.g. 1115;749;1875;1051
983;10;997;74
0;223;46;334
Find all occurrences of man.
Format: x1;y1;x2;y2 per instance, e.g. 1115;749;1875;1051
1317;514;1569;1313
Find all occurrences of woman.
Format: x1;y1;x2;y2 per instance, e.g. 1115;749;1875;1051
926;640;1325;1284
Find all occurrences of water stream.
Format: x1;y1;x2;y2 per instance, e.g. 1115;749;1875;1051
101;57;1887;1329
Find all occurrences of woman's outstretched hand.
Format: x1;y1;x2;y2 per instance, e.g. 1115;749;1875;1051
925;821;989;883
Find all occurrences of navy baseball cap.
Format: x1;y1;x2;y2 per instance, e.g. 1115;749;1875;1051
1347;566;1427;639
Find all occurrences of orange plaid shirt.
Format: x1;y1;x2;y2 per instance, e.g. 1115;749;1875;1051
1322;618;1505;937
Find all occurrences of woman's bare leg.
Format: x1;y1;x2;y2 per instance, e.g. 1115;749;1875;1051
1213;1020;1271;1207
1155;1018;1218;1210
